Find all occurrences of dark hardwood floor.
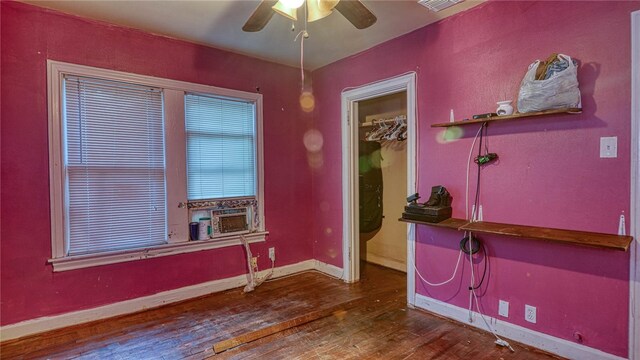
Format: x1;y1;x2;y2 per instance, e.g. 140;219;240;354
1;262;560;359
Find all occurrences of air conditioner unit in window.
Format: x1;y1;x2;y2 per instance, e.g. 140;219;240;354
211;207;252;238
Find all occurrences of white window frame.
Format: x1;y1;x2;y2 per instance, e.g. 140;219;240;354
47;60;266;272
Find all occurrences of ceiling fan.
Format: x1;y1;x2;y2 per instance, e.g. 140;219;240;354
243;0;377;32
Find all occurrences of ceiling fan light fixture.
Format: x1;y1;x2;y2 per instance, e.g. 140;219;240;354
243;0;376;33
307;0;334;22
272;1;298;21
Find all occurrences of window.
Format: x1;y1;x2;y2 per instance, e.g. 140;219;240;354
48;61;265;271
185;94;256;200
63;76;167;255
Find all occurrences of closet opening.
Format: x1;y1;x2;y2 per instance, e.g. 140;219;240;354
357;92;408;274
341;73;416;305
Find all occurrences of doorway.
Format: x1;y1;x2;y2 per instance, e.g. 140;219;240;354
357;92;408;273
340;73;417;306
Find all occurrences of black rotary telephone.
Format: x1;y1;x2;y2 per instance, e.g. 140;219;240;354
402;186;453;223
425;186;452;207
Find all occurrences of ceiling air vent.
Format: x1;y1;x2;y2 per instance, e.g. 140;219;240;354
417;0;464;12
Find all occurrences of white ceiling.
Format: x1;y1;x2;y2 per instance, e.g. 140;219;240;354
23;0;484;70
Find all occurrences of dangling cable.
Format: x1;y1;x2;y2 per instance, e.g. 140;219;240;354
464;123;514;352
300;34;305;90
240;234;256;292
294;30;307;91
293;1;310;91
240;235;273;293
471;242;488;290
468;238;477;323
466;126;483;220
414;250;463;287
473;124;484;220
483;124;490;154
468;242;514;351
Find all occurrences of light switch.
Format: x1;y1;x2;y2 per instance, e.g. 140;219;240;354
600;137;617;158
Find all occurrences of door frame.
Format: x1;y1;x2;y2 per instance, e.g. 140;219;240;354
630;9;639;360
340;73;417;306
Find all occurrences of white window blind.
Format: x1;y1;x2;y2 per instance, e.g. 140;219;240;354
185;94;256;200
64;75;167;256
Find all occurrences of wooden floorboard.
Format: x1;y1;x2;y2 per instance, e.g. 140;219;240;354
0;263;561;359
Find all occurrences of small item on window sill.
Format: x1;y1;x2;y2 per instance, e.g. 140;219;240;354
198;217;212;240
189;222;199;240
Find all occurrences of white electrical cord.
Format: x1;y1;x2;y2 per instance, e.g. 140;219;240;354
464;125;514;352
240;235;273;293
414;250;463;287
467;244;514;352
412;100;476;289
466;126;483;221
464;127;483;324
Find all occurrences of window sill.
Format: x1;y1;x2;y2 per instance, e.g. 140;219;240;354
48;231;268;272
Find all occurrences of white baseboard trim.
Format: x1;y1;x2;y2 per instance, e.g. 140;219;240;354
1;259;331;342
364;253;407;273
313;259;344;279
414;294;626;360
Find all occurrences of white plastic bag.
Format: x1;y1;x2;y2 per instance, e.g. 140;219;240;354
517;54;581;113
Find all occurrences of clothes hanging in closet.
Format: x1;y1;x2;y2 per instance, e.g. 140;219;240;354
359;140;383;233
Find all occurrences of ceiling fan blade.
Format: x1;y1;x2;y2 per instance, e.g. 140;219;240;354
334;0;376;29
243;0;279;32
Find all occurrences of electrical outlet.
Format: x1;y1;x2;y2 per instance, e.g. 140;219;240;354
498;300;509;318
525;305;536;323
251;257;258;271
268;247;275;261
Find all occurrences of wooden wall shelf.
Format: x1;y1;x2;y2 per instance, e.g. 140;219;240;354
399;217;632;251
431;108;582;128
399;217;467;230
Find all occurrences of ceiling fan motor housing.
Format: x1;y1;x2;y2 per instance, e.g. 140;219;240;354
244;0;377;32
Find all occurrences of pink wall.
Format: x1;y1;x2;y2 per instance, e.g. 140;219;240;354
311;1;639;357
2;1;639;357
1;1;313;326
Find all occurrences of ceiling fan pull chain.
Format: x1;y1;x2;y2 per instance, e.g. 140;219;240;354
300;34;305;90
300;1;309;90
293;30;306;90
